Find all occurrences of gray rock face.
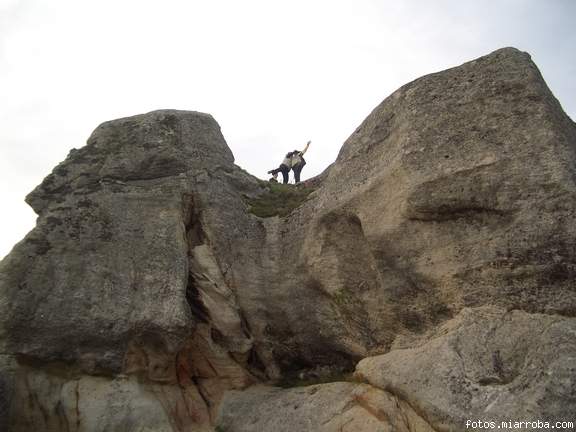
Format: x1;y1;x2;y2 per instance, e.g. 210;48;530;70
228;48;576;386
1;48;576;431
0;110;264;430
1;110;253;372
306;46;576;334
356;307;576;430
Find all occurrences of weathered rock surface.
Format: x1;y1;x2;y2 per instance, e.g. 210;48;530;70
10;371;176;432
0;110;265;431
2;110;249;371
357;307;576;430
305;45;576;338
1;47;576;431
217;382;435;432
233;46;576;382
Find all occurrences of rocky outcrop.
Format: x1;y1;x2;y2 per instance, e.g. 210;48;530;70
1;47;576;431
0;111;265;431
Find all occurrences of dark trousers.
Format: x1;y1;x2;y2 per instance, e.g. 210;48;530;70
292;163;305;183
270;164;290;184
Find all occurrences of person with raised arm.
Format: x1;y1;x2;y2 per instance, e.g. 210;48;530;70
290;140;311;184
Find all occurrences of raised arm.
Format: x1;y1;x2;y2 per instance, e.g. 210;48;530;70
301;140;311;155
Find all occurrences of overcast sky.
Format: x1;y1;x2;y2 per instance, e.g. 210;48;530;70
1;0;575;259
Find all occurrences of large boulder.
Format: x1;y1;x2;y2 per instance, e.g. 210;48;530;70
229;46;576;378
1;110;242;372
0;110;265;431
299;46;576;349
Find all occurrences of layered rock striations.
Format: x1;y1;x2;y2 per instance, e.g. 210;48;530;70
1;47;575;431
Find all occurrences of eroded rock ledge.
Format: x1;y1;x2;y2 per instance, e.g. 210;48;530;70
1;47;576;431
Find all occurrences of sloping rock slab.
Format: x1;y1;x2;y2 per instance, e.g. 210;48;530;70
216;382;435;432
356;307;576;431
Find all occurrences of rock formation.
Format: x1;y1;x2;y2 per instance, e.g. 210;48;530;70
1;47;575;431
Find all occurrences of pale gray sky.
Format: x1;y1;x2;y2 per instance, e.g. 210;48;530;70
1;0;575;259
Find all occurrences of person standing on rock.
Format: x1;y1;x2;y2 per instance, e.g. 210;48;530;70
291;140;311;184
267;151;294;184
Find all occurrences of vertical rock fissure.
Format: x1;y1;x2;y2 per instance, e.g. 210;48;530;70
179;196;258;427
185;273;210;324
183;195;209;325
